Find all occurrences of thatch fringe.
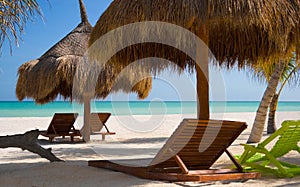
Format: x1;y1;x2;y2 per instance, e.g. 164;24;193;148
73;55;156;101
16;56;80;104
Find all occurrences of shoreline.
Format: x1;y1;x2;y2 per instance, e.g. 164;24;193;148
1;101;300;118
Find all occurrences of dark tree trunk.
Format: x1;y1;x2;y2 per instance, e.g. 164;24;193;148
0;130;62;162
267;94;279;134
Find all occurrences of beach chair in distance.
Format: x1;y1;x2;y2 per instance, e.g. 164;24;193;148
239;120;300;177
90;113;115;140
89;119;260;182
40;113;81;142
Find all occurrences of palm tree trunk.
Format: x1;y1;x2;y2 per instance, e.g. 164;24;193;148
267;60;300;134
247;60;285;143
267;93;278;134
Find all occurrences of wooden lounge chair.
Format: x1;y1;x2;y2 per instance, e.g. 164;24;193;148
88;119;260;182
40;113;81;142
90;113;115;140
239;120;300;177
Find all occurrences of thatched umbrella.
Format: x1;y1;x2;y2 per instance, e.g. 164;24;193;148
16;0;153;141
16;0;93;104
88;0;300;120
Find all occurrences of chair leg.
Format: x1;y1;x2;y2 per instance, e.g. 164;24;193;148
239;144;260;164
103;125;110;133
261;150;292;177
225;149;243;172
174;155;189;174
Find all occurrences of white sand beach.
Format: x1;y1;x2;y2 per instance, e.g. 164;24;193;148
0;112;300;187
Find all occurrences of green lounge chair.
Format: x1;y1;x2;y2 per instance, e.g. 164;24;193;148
239;120;300;177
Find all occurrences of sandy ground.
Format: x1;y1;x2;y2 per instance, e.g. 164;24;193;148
0;112;300;187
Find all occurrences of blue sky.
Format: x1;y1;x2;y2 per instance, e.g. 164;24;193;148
0;0;299;102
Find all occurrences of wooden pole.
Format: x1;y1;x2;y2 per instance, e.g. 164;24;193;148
196;23;209;120
82;96;91;142
196;64;209;120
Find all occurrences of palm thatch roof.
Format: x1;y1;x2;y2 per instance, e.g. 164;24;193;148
16;0;92;104
16;0;152;104
209;0;300;67
89;0;300;69
84;0;300;102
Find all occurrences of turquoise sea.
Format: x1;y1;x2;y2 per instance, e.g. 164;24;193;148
0;101;299;117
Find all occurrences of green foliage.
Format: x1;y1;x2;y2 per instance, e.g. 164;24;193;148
250;53;300;91
0;0;44;54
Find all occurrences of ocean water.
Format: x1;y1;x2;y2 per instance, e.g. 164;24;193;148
0;101;299;117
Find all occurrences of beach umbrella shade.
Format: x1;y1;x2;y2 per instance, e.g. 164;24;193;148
88;0;300;120
16;0;152;141
16;0;93;104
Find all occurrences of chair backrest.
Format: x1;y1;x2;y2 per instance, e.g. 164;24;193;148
265;120;300;158
46;113;78;134
90;113;111;132
150;119;247;171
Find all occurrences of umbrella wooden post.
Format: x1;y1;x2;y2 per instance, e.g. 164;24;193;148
82;96;91;142
196;25;209;120
196;65;209;120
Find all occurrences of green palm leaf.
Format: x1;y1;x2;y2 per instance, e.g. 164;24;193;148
0;0;44;54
